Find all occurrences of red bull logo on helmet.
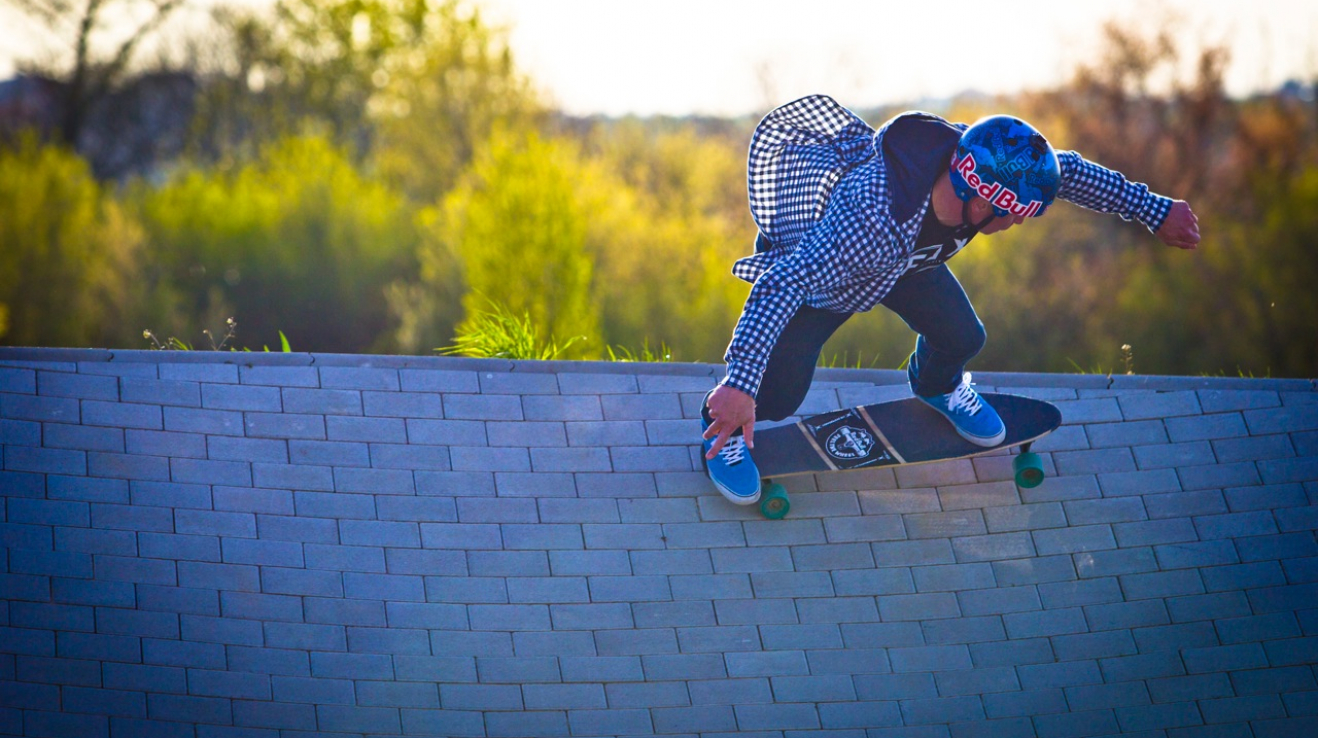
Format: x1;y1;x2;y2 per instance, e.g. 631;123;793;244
953;152;1044;218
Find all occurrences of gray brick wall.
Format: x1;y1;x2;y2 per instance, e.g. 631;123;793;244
1;348;1316;737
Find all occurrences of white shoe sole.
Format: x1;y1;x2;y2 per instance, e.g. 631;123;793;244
954;425;1007;448
704;457;761;505
712;478;761;505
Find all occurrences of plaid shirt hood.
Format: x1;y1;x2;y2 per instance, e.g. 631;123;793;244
721;95;1174;398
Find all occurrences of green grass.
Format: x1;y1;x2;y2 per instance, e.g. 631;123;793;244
606;339;673;363
440;297;678;363
1199;367;1272;379
437;298;583;361
143;318;291;352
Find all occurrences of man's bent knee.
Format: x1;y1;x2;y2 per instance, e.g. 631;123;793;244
939;319;987;364
963;319;987;360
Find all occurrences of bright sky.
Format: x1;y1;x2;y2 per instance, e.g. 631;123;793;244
480;0;1318;116
1;0;1314;117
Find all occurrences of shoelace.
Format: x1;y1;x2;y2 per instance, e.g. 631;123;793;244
946;373;983;416
719;435;748;466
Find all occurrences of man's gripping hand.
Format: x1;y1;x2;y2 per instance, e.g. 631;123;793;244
1156;200;1200;250
702;385;757;460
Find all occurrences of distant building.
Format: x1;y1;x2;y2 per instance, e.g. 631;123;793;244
0;75;63;135
0;71;195;181
1278;78;1316;103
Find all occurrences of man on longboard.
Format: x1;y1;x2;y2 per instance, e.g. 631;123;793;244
702;95;1201;505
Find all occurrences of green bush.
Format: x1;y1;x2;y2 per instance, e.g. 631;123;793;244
131;133;418;353
421;129;600;359
0;134;142;347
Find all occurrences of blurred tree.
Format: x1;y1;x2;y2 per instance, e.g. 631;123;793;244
422;128;598;358
188;0;542;354
1026;19;1234;209
967;19;1317;378
370;0;543;203
403;120;757;362
0;135;142;347
194;0;412;157
3;4;1310;379
131;133;417;352
1109;115;1318;378
5;0;188;146
581;120;752;362
193;0;540;201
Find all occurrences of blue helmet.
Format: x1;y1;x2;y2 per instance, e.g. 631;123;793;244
950;115;1060;218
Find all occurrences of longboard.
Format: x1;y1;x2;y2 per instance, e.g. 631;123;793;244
751;393;1062;518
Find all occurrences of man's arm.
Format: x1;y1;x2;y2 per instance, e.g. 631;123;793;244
705;188;910;459
1055;151;1177;232
1056;151;1201;250
702;247;819;460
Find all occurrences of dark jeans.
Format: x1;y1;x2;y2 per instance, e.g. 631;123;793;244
754;263;986;422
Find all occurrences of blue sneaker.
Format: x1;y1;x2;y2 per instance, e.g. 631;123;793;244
917;372;1006;447
701;417;761;505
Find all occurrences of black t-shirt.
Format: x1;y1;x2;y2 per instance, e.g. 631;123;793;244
908;200;977;272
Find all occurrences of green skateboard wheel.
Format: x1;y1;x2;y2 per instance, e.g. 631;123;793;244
1014;451;1045;488
760;482;790;519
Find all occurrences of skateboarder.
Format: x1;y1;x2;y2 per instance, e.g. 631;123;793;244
702;95;1200;505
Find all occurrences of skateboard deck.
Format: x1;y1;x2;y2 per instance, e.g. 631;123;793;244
751;393;1062;518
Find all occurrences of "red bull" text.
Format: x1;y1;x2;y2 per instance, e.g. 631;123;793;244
953;153;1043;218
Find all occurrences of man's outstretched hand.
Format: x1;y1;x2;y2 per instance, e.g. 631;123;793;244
1157;200;1200;250
703;385;756;460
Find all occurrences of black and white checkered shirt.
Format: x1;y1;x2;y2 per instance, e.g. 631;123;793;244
723;95;1174;397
